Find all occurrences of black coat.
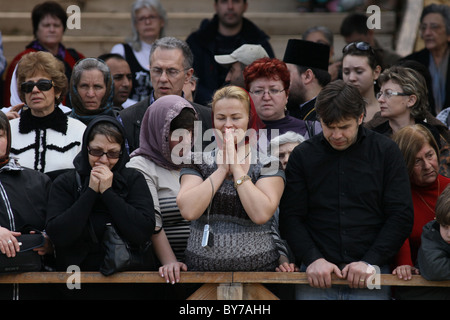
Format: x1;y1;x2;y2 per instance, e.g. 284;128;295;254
0;161;51;233
402;44;450;111
186;14;275;105
46;116;155;271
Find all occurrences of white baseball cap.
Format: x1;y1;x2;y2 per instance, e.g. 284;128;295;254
214;44;269;66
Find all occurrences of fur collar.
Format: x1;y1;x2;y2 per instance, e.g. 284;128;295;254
19;107;68;135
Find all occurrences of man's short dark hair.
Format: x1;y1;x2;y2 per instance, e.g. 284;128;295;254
340;13;369;37
315;80;366;125
297;65;331;88
98;53;127;63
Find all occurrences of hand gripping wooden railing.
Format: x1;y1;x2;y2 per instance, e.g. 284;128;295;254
1;271;449;300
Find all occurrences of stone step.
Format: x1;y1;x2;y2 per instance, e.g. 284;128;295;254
0;11;396;37
2;0;300;13
2;33;396;63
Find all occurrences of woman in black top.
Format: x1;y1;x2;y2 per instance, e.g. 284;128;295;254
0;111;53;299
46;115;156;299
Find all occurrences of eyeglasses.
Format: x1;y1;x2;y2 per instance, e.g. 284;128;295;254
150;67;188;78
249;89;285;97
136;15;160;23
21;79;54;93
419;23;444;32
376;89;409;100
342;42;373;54
87;147;122;159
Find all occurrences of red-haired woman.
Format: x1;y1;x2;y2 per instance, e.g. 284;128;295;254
244;57;313;140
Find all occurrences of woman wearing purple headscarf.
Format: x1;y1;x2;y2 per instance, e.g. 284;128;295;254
127;95;197;287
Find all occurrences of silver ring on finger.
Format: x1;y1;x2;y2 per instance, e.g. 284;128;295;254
7;239;12;244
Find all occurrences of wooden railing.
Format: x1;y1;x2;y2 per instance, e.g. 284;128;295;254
1;271;449;300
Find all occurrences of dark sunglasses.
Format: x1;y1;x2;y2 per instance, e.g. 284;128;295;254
21;79;54;93
342;41;373;54
87;147;122;159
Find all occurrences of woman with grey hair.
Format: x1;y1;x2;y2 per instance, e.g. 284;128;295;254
110;0;167;102
270;131;305;171
402;3;450;114
69;58;115;125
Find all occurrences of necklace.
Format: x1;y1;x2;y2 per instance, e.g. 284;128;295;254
239;151;250;163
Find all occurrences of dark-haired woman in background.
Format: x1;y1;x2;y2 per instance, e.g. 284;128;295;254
4;1;84;107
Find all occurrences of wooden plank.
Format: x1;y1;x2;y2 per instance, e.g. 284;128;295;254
1;271;449;287
187;283;219;300
243;284;280;300
233;272;450;287
217;283;243;300
0;271;233;284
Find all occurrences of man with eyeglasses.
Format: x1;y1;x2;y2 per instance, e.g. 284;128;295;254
280;80;413;300
401;4;450;115
118;37;212;154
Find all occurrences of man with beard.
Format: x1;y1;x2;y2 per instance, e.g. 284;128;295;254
283;39;331;137
186;0;274;106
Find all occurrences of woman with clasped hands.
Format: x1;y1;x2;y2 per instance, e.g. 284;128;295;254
46;116;155;299
177;86;285;271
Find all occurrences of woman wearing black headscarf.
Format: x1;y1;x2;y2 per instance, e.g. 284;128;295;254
46;115;155;299
69;58;116;125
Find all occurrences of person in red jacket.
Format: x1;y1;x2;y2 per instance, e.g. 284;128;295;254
3;1;84;108
392;124;450;299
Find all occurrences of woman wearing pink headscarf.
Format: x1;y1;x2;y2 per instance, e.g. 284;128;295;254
127;95;197;287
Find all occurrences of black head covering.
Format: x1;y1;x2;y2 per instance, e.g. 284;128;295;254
73;115;129;177
283;39;330;71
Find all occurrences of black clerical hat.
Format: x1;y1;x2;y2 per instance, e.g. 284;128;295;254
283;39;330;71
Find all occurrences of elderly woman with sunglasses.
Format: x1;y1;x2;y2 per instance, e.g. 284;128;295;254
371;65;450;177
341;41;382;123
10;51;86;181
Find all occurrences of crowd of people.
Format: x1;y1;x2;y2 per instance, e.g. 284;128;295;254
0;0;449;300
